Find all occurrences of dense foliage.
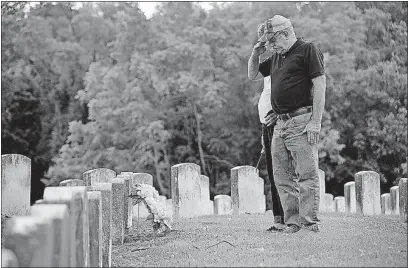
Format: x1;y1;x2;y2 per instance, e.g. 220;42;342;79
1;2;406;205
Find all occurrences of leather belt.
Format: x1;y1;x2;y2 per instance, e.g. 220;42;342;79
277;107;312;121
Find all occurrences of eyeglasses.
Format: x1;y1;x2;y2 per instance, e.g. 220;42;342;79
265;31;283;44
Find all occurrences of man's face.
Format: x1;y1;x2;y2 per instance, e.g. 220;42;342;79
266;30;289;54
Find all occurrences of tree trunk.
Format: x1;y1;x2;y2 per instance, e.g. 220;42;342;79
153;144;165;195
194;104;207;176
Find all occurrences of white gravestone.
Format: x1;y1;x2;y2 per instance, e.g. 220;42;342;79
321;193;335;212
214;195;232;215
200;175;212;215
42;187;77;266
31;204;70;267
355;171;381;215
344;182;356;213
117;173;133;229
83;168;116;186
1;154;31;217
381;193;391;215
231;166;264;214
334;196;345;213
132;173;154;219
171;163;202;219
87;183;113;267
390;186;400;215
3;216;53;267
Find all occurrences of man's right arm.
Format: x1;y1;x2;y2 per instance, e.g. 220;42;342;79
248;51;261;80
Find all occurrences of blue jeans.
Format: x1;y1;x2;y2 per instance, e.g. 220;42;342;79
272;112;320;227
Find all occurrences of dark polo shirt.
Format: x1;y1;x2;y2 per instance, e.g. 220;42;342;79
259;38;325;114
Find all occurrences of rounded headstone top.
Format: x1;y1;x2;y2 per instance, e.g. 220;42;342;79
60;179;85;187
354;170;379;178
1;154;31;164
214;194;231;200
344;181;356;186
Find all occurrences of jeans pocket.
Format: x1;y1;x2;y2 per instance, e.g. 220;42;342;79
292;112;312;125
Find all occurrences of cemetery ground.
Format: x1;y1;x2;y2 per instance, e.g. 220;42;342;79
113;212;407;267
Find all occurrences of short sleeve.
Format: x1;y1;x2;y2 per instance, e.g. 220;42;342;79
305;43;325;79
259;57;271;77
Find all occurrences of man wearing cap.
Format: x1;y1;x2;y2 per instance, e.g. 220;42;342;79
248;15;326;233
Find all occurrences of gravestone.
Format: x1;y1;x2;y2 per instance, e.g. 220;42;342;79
110;178;125;245
53;186;89;267
231;166;264;214
31;203;70;267
83;168;116;186
399;178;407;222
355;171;381;215
1;248;19;267
390;186;400;215
318;169;325;212
380;193;391;215
1;154;31;217
131;173;154;219
42;187;77;266
334;196;345;213
87;183;113;267
60;179;85;186
3;216;53;267
166;199;173;218
321;193;335;212
200;175;211;215
117;173;132;230
171;163;202;219
344;182;356;213
214;195;232;215
87;191;103;268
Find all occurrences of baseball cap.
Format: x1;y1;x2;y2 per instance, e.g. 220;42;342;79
257;15;292;42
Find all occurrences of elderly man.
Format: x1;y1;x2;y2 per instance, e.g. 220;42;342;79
248;15;326;233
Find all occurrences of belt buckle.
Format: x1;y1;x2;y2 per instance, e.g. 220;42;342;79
279;114;291;120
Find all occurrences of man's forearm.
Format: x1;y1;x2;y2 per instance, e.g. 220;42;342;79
248;52;261;79
310;75;326;122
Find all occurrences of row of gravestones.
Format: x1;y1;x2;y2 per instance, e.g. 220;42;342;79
0;155;264;267
2;155;407;267
318;170;407;222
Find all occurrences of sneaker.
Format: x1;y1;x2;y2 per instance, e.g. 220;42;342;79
281;224;301;233
266;223;285;232
302;223;320;233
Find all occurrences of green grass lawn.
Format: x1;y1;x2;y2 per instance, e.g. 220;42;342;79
112;212;407;267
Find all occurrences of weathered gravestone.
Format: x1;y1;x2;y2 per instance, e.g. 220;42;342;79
132;173;154;219
1;154;31;217
31;203;70;267
110;178;125;245
344;181;356;213
166;199;173;218
1;248;19;267
83;168;116;186
41;187;77;266
231;166;264;214
3;216;53;267
60;179;85;186
118;173;133;230
355;171;381;215
390;186;400;215
380;193;391;215
87;183;112;267
171;163;202;219
334;196;345;213
214;195;232;215
318;169;325;212
87;191;103;268
399;178;407;222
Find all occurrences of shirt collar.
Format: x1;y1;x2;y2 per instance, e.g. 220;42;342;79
283;37;303;56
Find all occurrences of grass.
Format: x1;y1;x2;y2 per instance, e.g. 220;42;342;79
112;212;407;267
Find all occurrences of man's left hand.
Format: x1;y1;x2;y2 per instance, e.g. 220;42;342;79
265;113;278;127
304;119;321;145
